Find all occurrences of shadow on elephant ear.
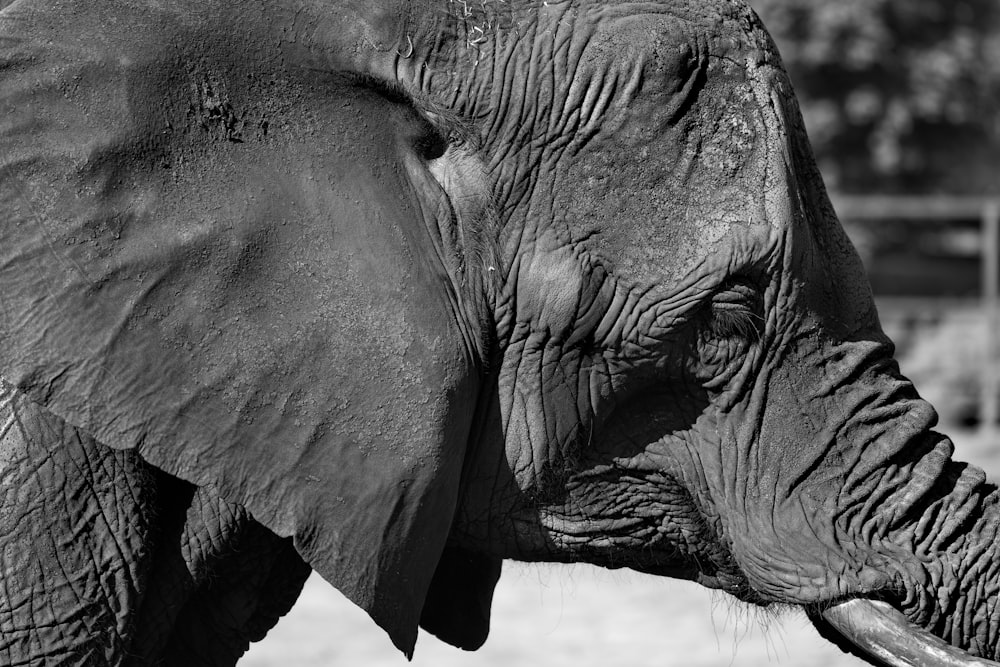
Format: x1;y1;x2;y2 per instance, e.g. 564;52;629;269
416;380;512;650
420;546;503;650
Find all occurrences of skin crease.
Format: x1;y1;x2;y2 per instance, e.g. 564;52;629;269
394;0;1000;660
0;0;999;665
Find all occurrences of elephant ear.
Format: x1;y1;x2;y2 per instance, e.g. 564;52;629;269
0;0;486;654
420;547;503;650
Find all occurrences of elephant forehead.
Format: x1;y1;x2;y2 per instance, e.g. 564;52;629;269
537;37;789;286
359;3;788;197
392;0;780;137
393;1;793;284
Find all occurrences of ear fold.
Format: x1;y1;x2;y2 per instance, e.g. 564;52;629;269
0;0;485;654
420;547;503;650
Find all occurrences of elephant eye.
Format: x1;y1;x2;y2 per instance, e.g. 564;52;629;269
347;72;453;160
413;125;449;160
706;279;763;340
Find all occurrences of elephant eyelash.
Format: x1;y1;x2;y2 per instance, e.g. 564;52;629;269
706;279;764;340
413;127;450;160
349;72;413;106
422;109;481;152
413;123;472;161
708;305;763;340
347;73;480;155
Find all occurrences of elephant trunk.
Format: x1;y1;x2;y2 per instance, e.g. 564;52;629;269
811;428;1000;666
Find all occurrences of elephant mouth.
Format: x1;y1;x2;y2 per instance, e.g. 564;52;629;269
812;598;1000;667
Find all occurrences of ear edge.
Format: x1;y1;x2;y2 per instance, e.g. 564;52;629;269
418;546;502;651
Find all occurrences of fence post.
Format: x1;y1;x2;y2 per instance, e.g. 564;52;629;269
982;201;1000;433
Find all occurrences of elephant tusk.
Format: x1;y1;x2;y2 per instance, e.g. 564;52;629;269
821;599;1000;667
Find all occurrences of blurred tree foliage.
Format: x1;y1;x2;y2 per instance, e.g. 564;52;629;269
749;0;1000;194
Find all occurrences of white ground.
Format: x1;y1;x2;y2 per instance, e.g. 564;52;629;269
244;429;998;667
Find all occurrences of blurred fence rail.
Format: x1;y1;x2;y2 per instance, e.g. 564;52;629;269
832;195;999;222
830;195;1000;431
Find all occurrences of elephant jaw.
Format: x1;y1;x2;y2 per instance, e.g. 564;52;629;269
815;599;1000;667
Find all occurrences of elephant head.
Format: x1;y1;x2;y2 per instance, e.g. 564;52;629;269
0;0;997;665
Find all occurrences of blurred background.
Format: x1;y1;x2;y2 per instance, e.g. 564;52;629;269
247;1;1000;664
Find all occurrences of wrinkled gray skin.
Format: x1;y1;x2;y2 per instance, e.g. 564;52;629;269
0;0;997;665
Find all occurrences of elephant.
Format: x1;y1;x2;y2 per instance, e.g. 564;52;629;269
0;0;997;665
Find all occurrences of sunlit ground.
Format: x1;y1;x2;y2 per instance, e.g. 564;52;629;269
244;428;998;667
246;565;850;667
